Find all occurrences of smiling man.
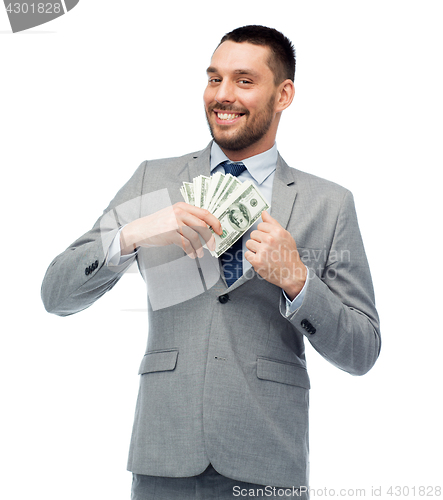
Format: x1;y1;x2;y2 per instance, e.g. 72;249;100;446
42;26;381;500
204;39;288;158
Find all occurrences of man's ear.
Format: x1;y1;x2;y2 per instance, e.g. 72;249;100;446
275;79;295;112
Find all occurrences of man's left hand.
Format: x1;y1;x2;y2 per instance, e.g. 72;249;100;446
245;211;307;300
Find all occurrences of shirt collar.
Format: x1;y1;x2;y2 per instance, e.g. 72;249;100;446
210;141;277;186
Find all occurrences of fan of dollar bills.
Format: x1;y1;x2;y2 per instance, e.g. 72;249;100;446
180;173;270;257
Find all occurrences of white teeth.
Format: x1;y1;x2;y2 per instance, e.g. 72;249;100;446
217;113;240;120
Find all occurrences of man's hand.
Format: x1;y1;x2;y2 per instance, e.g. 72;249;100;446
120;202;222;258
245;211;307;300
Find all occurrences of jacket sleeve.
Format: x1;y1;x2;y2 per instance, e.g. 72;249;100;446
281;190;381;376
41;161;147;316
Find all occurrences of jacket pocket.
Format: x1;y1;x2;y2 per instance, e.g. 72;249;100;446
257;357;310;389
138;349;179;375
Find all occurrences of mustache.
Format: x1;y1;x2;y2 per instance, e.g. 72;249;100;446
208;103;248;114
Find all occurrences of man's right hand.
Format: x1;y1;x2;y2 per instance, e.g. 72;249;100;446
120;202;222;258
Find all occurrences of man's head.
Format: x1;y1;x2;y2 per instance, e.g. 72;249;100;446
218;25;295;85
204;25;295;160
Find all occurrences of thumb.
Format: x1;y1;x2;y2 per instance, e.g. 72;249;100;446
261;210;280;226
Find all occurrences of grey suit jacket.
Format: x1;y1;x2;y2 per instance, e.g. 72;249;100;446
41;142;381;488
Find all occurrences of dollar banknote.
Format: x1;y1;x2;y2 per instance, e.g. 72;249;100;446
207;175;241;214
180;173;270;257
180;182;195;205
211;181;270;257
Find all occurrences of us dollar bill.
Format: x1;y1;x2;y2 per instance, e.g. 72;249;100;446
207;174;241;214
181;182;195;205
203;171;225;210
211;181;270;257
198;175;211;208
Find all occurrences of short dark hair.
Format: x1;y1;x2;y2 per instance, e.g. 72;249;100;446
218;25;295;84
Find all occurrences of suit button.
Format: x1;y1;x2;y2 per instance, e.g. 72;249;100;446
301;319;316;334
85;267;90;276
94;260;99;268
218;294;229;304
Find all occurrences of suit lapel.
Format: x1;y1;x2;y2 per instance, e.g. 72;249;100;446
165;143;212;206
181;142;212;182
270;154;298;229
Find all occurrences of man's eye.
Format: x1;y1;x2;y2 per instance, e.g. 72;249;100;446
239;80;252;85
209;78;221;84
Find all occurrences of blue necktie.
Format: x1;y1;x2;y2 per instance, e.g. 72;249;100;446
220;161;247;287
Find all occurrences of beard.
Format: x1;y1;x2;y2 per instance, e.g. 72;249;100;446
205;94;276;152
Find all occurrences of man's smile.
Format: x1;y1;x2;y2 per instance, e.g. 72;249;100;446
213;110;245;125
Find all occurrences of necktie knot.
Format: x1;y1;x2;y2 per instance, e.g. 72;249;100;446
221;161;246;177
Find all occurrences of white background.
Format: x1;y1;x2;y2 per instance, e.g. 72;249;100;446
1;1;442;498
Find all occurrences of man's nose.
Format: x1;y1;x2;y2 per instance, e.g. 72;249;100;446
215;80;235;104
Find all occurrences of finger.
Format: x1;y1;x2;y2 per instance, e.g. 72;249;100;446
201;212;222;236
180;224;216;253
177;203;223;235
257;219;285;234
205;233;216;252
169;231;198;259
244;250;256;264
179;225;206;258
177;210;222;243
260;210;281;228
179;225;217;256
248;229;264;243
174;205;218;254
190;224;217;247
245;238;260;253
256;222;274;234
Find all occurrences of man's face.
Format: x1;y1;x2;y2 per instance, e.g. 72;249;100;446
230;208;246;229
204;41;279;157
